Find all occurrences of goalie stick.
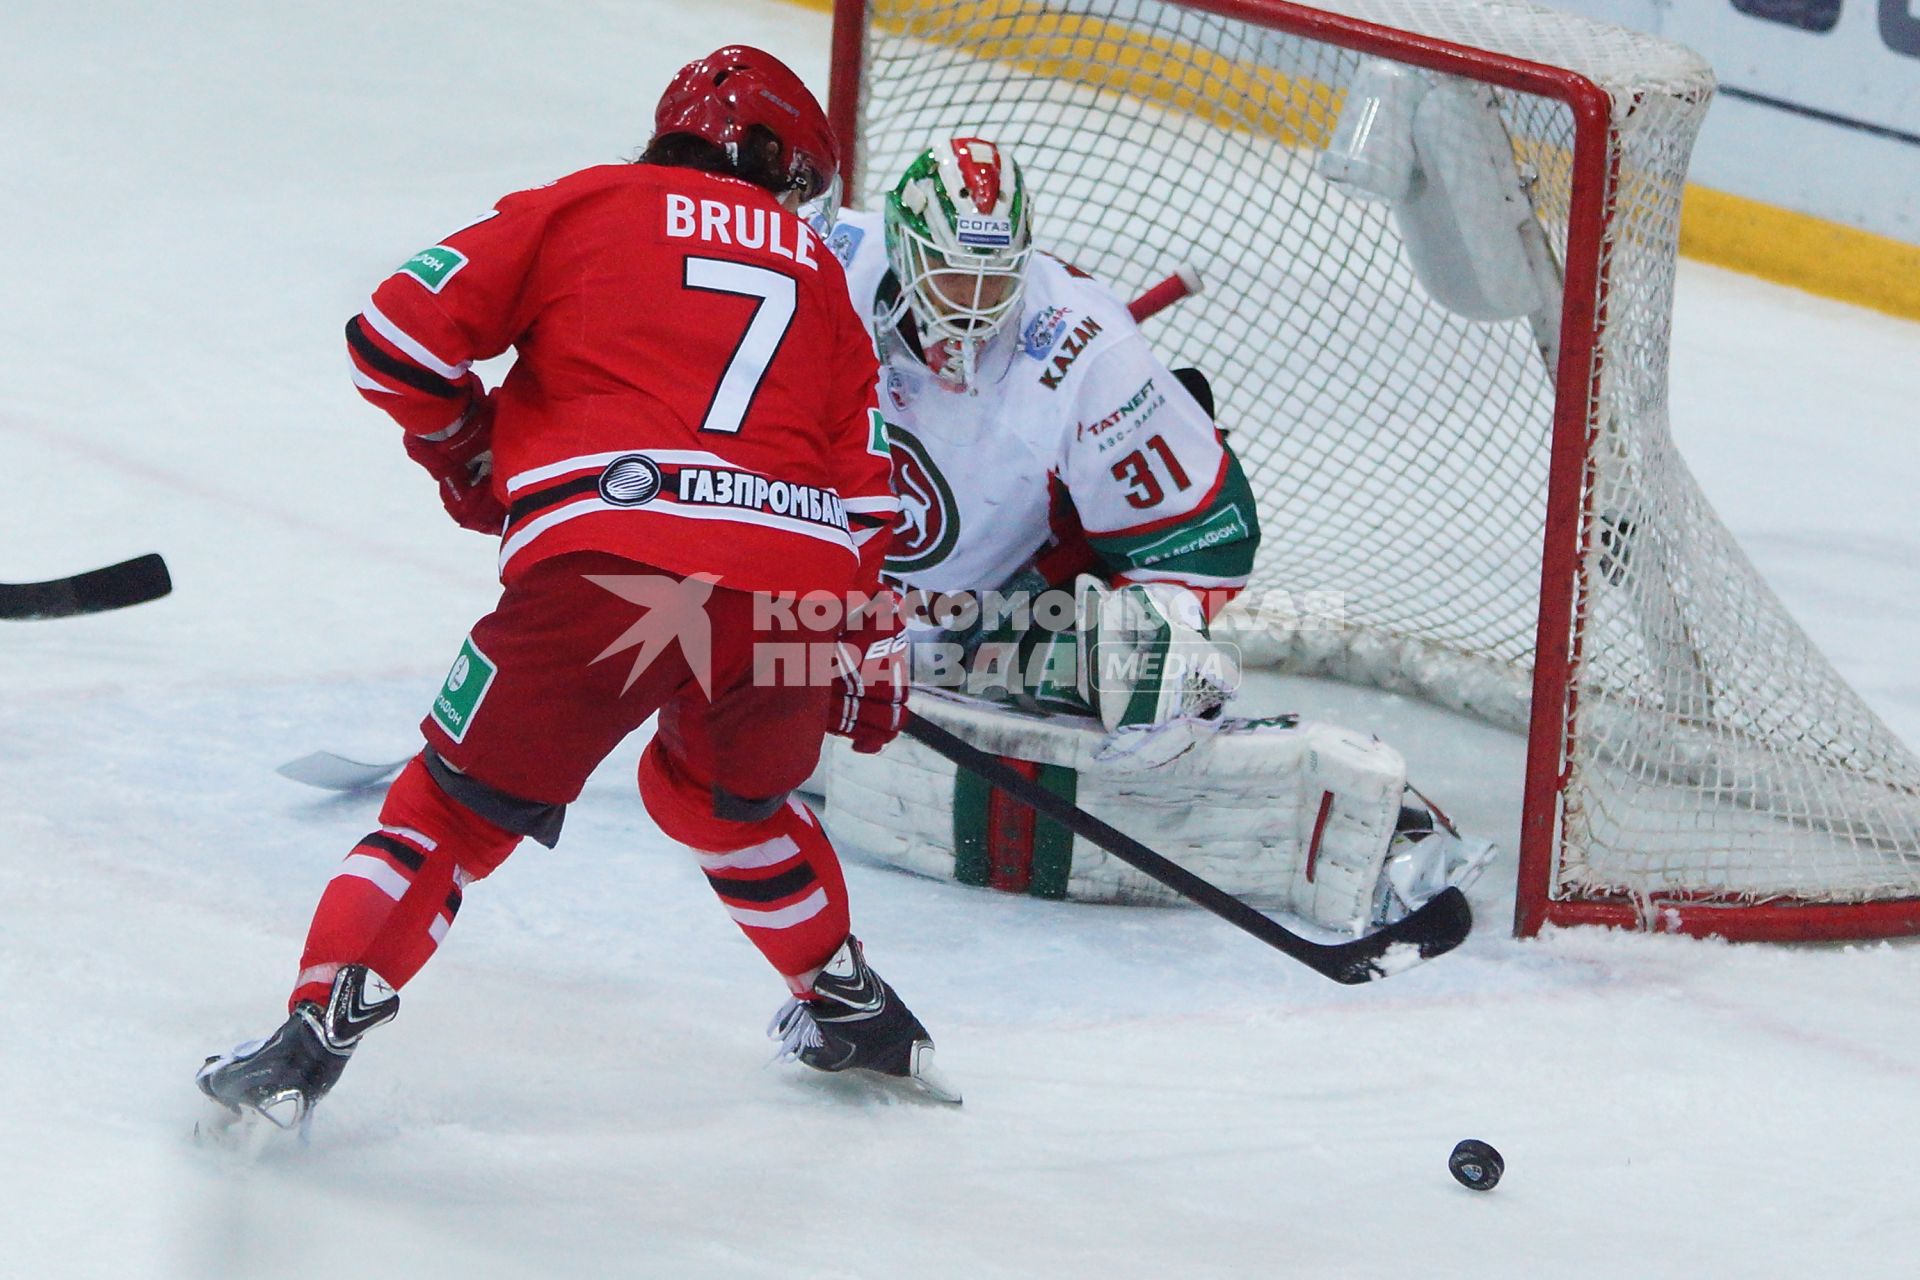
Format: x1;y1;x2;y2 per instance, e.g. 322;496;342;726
0;553;172;620
901;715;1473;984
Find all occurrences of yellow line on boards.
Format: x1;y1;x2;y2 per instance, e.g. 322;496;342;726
773;0;1920;320
1681;187;1920;321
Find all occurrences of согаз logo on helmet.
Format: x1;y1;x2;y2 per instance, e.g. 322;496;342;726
955;215;1014;247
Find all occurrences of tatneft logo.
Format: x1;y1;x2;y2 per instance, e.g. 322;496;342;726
447;655;471;692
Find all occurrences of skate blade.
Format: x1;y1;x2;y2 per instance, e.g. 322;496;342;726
822;1066;961;1107
193;1098;305;1158
779;1056;963;1107
906;1041;962;1106
195;1109;279;1159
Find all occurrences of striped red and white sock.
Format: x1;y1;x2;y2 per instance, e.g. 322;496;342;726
290;757;515;1010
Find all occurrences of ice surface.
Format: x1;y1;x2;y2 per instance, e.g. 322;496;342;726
3;2;1919;1277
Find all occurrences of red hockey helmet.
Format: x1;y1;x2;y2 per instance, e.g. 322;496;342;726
652;46;840;206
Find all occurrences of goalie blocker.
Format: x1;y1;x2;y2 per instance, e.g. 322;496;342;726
825;692;1493;935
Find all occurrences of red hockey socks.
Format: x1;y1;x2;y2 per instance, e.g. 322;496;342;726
638;741;850;989
291;756;520;1009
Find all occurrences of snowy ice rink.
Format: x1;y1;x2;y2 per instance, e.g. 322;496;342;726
4;2;1919;1277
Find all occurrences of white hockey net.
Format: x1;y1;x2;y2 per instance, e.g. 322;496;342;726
839;0;1920;935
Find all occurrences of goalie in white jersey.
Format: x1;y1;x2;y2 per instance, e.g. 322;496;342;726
827;136;1257;731
823;136;1493;934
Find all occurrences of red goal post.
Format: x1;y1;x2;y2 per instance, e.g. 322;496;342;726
827;0;1920;940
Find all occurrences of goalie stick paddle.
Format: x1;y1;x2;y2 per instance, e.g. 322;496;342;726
901;715;1473;984
0;553;172;620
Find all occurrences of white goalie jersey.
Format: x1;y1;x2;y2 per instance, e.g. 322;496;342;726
826;209;1250;602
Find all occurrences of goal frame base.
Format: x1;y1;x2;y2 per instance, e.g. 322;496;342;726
1535;895;1920;942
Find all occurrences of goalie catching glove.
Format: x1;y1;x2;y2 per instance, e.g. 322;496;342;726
938;575;1240;737
1077;577;1239;731
832;589;911;753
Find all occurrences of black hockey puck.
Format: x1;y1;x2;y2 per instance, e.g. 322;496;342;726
1448;1139;1504;1191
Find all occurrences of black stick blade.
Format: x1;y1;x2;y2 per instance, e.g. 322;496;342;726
1318;886;1473;985
0;554;172;620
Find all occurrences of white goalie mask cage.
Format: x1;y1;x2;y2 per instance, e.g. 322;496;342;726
884;137;1035;383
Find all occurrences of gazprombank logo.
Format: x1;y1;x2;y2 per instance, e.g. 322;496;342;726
597;454;665;506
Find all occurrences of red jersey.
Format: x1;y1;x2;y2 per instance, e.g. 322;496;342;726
347;164;895;596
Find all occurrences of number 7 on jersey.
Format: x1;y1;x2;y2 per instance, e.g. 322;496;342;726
683;256;798;435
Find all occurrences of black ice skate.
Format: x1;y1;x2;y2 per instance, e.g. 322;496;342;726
196;964;398;1141
769;937;959;1104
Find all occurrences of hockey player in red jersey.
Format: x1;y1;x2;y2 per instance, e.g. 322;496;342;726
197;47;953;1138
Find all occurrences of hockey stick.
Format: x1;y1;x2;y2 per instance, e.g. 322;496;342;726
901;714;1473;984
1128;265;1203;325
276;750;412;792
0;553;172;620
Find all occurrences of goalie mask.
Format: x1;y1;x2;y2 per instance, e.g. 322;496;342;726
883;137;1034;388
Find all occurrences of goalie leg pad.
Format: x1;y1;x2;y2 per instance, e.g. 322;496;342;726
1289;726;1409;934
827;695;1498;934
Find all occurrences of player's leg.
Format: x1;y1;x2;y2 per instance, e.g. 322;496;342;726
285;753;526;1012
297;550;688;999
639;734;953;1098
200;552;693;1131
636;657;848;990
636;597;954;1098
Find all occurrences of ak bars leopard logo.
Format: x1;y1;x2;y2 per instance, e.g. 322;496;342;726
1038;315;1103;390
885;427;960;575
